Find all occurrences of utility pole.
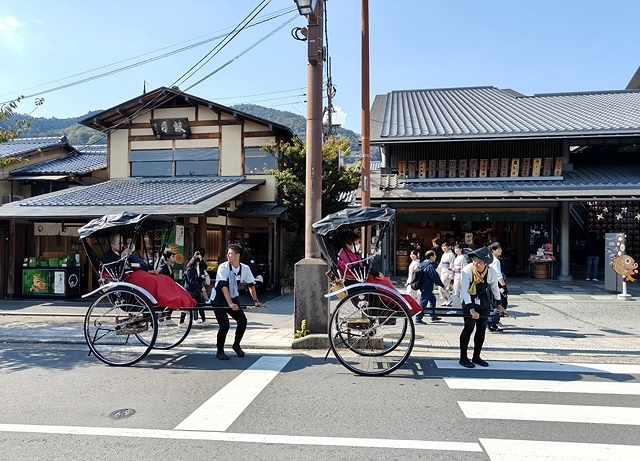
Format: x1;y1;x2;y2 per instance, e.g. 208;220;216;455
293;0;328;338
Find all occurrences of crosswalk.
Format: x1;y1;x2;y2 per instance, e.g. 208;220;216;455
434;359;640;460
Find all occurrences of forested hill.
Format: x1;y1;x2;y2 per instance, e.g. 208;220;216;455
2;103;365;156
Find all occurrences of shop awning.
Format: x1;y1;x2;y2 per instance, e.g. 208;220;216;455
0;177;265;219
230;202;287;218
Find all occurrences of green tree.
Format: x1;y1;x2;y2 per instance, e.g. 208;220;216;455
266;136;360;284
0;97;44;143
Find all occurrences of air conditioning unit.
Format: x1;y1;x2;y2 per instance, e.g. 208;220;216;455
2;194;25;204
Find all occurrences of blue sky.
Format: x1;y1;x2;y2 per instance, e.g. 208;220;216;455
1;0;638;133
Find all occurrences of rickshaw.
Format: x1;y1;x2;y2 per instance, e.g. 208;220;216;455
79;212;196;366
312;207;419;376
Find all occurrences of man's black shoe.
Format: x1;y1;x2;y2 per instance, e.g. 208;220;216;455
232;345;245;357
459;358;475;368
431;316;442;321
216;351;229;360
472;357;489;367
489;325;503;332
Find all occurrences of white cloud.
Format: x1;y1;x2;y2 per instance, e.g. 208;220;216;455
324;105;348;127
0;16;27;52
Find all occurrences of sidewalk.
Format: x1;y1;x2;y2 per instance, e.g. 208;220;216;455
1;277;640;358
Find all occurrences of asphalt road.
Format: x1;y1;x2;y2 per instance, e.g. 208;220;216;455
1;343;639;461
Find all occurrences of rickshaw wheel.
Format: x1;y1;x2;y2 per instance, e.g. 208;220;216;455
137;307;193;349
84;286;157;366
328;288;415;376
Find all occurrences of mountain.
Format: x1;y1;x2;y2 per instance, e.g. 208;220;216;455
2;104;378;161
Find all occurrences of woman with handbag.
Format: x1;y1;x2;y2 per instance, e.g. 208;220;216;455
184;251;211;326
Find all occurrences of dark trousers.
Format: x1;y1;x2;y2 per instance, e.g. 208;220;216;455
214;306;247;351
416;290;437;320
460;305;489;359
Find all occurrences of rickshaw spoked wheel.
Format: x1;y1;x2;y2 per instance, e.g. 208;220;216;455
84;286;157;366
328;287;415;376
137;307;193;349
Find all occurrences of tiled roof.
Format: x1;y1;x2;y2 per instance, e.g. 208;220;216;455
20;177;247;207
0;136;70;158
371;162;640;202
10;145;107;176
376;87;640;141
0;177;265;219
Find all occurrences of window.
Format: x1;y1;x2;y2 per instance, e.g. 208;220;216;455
175;148;219;176
245;147;275;174
129;148;218;177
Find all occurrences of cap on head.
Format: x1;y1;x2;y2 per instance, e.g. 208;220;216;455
469;247;493;264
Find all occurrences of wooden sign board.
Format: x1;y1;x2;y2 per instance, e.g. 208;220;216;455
543;157;553;176
428;159;436;178
469;159;478;178
438;160;447;178
398;161;407;178
490;159;499;177
554;157;563;176
418;161;427;179
407;161;416;179
532;158;542;177
521;158;531;176
479;159;488;178
500;158;510;177
510;158;520;177
458;159;468;178
448;160;457;178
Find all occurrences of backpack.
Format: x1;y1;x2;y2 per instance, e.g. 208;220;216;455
409;266;424;290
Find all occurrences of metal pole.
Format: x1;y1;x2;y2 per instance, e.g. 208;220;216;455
304;1;323;259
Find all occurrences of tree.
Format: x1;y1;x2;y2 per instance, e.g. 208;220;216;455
265;136;361;285
0;97;44;174
0;97;44;143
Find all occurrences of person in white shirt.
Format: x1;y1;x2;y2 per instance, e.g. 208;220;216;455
459;247;507;368
211;244;264;360
437;241;455;306
488;241;508;332
405;249;422;302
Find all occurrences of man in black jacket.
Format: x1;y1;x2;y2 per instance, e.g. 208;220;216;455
415;250;444;324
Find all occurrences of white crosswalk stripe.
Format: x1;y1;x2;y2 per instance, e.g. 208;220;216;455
437;360;640;460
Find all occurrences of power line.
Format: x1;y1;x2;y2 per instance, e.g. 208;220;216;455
213;87;306;100
3;5;296;104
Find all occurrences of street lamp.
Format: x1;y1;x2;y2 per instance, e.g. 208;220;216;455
293;0;317;16
292;0;327;337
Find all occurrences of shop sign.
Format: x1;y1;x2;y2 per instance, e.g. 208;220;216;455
150;118;192;139
34;223;81;236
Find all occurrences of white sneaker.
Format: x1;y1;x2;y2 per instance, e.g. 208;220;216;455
585;278;590;281
194;319;203;324
162;319;177;327
178;322;188;328
201;320;212;326
593;278;599;282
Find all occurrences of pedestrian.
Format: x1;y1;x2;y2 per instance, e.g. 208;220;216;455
451;242;466;309
405;249;421;303
415;250;444;324
430;237;443;265
211;244;264;360
584;232;601;281
184;250;211;325
158;249;175;278
459;247;507;368
487;241;508;332
438;241;455;306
